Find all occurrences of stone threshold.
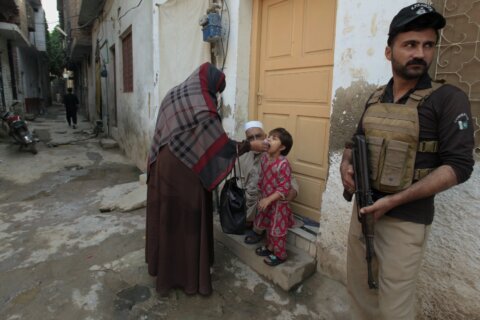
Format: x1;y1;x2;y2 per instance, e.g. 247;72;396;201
287;216;320;258
213;215;316;291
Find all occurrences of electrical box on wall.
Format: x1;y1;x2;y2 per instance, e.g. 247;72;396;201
199;11;222;43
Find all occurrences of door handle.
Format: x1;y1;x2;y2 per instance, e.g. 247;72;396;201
257;92;263;105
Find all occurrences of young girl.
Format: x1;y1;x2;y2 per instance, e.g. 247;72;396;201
253;128;294;266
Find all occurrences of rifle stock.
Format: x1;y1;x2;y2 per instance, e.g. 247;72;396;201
344;135;378;289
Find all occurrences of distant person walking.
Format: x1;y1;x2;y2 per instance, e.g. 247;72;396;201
64;88;79;129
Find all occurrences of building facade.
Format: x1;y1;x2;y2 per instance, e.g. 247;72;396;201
0;0;49;115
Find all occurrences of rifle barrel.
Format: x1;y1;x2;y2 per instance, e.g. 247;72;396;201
352;135;378;290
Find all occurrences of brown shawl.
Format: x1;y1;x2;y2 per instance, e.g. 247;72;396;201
148;62;236;191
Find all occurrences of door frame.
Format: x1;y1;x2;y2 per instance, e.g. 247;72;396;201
247;0;263;120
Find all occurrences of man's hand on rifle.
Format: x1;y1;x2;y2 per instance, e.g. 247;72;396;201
340;148;356;194
359;194;396;221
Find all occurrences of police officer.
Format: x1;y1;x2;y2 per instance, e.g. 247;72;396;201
340;3;474;319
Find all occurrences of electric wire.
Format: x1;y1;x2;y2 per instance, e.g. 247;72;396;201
118;0;143;20
220;0;231;71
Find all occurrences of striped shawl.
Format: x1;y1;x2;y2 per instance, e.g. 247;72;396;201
148;62;236;191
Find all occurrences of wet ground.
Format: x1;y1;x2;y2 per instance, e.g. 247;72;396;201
0;105;350;319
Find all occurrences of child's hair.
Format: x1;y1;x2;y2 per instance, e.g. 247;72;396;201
269;127;293;156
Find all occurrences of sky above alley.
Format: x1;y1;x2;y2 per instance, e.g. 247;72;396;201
42;0;59;31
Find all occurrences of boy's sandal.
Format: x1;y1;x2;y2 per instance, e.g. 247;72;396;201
244;231;264;244
255;246;272;257
264;254;285;267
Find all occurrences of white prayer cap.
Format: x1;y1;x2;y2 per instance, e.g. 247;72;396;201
244;120;263;131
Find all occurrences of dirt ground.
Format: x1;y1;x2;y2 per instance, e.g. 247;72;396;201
0;105;350;320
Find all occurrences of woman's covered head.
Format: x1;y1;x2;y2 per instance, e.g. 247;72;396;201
204;63;226;116
206;63;226;95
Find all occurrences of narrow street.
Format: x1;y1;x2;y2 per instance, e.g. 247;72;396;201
0;105;350;320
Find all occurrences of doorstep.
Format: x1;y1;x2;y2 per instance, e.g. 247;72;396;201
213;215;316;291
287;216;320;258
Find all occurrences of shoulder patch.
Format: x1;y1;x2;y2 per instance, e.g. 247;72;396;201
454;113;470;130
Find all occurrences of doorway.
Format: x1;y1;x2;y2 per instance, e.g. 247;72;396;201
249;0;337;222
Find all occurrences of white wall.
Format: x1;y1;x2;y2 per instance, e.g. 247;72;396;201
208;0;254;140
90;0;155;169
32;8;47;52
331;0;398;90
18;49;40;99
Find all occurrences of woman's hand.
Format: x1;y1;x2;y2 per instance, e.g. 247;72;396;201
249;140;269;153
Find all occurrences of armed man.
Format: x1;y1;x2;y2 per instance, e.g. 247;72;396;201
340;3;474;320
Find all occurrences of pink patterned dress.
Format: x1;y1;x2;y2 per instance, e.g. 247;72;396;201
253;154;293;260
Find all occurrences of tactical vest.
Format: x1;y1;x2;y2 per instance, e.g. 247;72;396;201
362;82;443;193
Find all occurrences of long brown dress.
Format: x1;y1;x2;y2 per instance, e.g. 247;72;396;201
146;142;249;296
146;146;214;295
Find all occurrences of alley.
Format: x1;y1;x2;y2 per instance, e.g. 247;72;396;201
0;105;350;320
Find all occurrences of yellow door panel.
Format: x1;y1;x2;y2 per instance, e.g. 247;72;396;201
294;117;329;168
263;67;332;103
265;0;295;59
302;0;336;53
262;114;290;132
290;175;326;218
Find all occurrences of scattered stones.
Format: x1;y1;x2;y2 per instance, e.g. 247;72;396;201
100;139;118;149
116;285;151;309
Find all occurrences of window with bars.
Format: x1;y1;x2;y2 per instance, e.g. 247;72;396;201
122;31;133;92
432;0;480;148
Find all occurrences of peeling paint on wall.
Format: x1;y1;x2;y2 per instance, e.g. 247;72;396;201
220;103;233;122
370;14;378;36
340;48;354;64
233;103;248;138
328;79;378;152
349;68;368;80
342;13;354;35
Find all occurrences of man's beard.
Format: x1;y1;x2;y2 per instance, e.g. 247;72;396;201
392;57;430;80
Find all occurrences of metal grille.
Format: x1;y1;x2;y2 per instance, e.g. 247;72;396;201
432;0;480;149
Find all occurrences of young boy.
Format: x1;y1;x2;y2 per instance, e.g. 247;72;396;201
253;128;294;266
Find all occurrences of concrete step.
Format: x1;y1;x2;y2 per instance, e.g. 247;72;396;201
287;218;320;258
213;215;316;291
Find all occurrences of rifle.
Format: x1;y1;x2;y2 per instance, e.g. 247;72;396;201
343;135;378;289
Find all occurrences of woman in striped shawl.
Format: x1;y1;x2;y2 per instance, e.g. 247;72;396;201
146;62;268;296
